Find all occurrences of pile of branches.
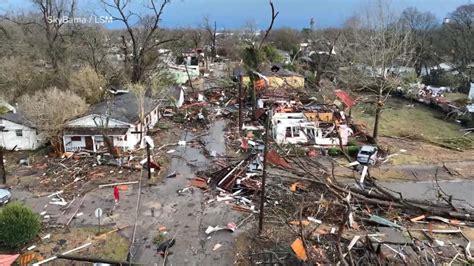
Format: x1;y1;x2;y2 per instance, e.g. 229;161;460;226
256;156;474;264
290;157;474;222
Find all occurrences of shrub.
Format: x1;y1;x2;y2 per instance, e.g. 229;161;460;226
0;202;41;250
327;147;341;156
347;146;360;157
347;139;358;146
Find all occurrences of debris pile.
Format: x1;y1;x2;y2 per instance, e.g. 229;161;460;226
245;155;474;264
33;152;143;199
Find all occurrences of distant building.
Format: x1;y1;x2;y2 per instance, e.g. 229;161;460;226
168;65;200;85
276;49;291;64
63;92;160;152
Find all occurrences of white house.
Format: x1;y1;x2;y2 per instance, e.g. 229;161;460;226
63;92;160;152
0;111;42;150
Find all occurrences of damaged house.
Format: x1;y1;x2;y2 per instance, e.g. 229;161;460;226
271;103;352;146
261;65;305;90
234;64;305;91
63;92;160;152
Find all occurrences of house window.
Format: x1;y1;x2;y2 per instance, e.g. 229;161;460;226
15;129;23;137
285;127;292;137
292;127;300;137
71;136;81;141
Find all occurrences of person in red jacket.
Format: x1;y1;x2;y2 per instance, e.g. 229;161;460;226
114;186;120;204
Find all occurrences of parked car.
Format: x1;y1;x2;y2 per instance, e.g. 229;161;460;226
0;188;11;205
357;145;378;165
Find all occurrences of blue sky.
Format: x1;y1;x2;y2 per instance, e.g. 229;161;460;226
1;0;470;29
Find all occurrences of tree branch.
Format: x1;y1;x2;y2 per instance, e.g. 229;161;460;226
258;1;279;49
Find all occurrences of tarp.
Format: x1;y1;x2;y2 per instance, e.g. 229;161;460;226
0;254;20;266
335;89;355;108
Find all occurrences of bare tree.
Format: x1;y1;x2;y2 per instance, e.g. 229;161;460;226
101;0;178;83
77;26;110;75
190;29;202;49
242;1;279;119
23;0;77;71
92;94;117;156
344;1;413;142
18;87;88;154
129;83;147;146
443;4;474;72
242;19;259;42
202;16;217;62
400;7;438;76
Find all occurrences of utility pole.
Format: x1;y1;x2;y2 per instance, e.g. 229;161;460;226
0;146;5;184
238;75;244;133
146;140;151;180
0;126;5;184
131;126;152;180
258;113;270;234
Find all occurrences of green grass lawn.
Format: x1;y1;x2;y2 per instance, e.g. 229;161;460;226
444;92;468;102
352;97;473;150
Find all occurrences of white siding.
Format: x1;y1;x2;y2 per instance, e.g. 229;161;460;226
63;136;86;151
0;120;41;150
64;133;139;152
146;107;160;128
63;106;159;152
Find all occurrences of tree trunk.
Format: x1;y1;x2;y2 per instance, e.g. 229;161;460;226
249;75;257;120
372;101;382;144
52;136;64;156
0;147;5;184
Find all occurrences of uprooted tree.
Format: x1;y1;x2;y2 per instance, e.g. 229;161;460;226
19;87;88;154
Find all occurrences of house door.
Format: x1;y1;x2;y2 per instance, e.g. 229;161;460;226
85;136;93;150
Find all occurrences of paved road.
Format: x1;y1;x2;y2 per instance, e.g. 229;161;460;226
132;119;242;265
11;119;242;265
381;179;474;210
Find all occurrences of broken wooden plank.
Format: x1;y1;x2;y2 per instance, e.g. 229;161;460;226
65;195;87;226
98;181;138;189
94;225;129;240
33;242;92;266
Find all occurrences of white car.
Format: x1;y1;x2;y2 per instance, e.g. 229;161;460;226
357;145;378;165
0;188;11;205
